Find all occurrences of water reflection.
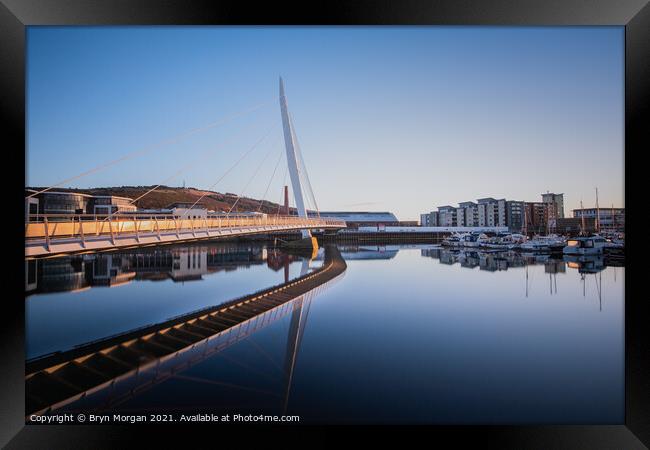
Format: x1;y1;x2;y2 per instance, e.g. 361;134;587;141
25;243;319;360
314;244;398;260
420;246;619;274
26;243;624;423
25;244;283;296
419;246;621;309
25;245;345;417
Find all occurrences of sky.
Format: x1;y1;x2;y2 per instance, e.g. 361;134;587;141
26;26;624;220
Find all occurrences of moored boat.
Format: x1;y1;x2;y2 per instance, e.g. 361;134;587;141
519;234;566;252
563;235;608;255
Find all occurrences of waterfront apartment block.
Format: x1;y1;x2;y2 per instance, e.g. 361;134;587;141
477;198;507;228
541;192;565;219
420;212;439;227
505;200;525;233
420;193;565;234
523;202;549;234
437;206;456;227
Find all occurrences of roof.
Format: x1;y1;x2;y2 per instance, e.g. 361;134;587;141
26;190;92;198
315;211;398;222
91;195;135;202
573;207;624;211
166;202;206;209
25;190;133;202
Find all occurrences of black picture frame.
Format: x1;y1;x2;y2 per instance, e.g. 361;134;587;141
1;0;647;447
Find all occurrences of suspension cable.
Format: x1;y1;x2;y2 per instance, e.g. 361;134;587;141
288;111;320;218
26;99;272;199
178;126;275;221
226;132;281;216
256;142;285;213
106;116;268;217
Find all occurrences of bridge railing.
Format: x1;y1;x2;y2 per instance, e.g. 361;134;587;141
25;214;346;240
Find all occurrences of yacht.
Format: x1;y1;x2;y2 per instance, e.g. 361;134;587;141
441;233;463;247
459;232;488;248
519;234;565;252
501;233;527;250
605;240;624;250
520;239;551;252
563;235;608;255
598;233;625;250
481;235;505;249
564;254;606;273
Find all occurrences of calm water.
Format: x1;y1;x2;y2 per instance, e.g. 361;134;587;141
25;242;624;424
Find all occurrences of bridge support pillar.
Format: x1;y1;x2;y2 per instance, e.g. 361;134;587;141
282;236;318;258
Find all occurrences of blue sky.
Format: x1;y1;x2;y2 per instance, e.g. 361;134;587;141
26;26;624;220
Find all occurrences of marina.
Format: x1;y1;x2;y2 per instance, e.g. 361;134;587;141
441;230;624;255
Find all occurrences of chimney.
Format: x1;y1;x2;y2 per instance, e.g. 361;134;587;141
283;185;289;216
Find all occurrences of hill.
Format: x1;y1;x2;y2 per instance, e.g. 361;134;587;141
27;186;293;215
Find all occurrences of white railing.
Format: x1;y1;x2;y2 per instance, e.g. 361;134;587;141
25;213;346;242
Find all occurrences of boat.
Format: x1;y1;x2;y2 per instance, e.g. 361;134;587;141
543;234;566;251
441;233;464;247
477;232;525;250
459;232;488;248
483;237;507;249
563;235;608;255
520;234;565;252
501;233;527;250
598;232;624;250
520;236;549;252
564;254;606;273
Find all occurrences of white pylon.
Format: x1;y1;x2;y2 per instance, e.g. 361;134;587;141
279;77;311;239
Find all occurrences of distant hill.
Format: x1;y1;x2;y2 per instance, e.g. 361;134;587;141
26;186;293;215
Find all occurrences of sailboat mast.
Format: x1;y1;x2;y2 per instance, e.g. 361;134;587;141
545;205;550;235
595;187;600;233
580;199;586;236
523;203;528;237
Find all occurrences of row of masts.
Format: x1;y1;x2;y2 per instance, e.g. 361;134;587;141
521;187;611;237
580;187;617;236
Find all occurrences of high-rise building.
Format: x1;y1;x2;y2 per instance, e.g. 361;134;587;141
420;211;439;227
524;202;550;234
420;213;428;226
541;192;564;219
506;201;525;233
438;206;456;227
476;198;506;227
459;201;478;227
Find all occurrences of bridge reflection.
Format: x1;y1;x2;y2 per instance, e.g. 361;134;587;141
25;245;346;417
25;243;307;296
313;244;399;261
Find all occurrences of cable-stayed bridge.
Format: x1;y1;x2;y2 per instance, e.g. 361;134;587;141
25;78;345;257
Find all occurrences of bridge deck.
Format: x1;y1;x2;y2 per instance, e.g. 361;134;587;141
25;214;346;257
25;246;346;417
